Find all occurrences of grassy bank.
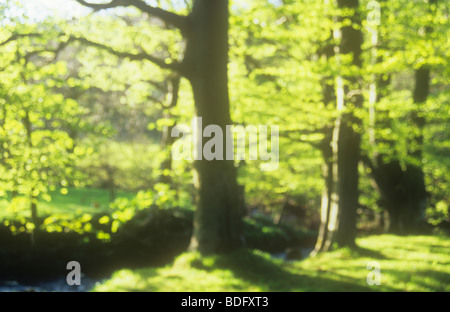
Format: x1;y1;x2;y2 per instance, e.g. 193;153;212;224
0;188;135;220
94;235;450;292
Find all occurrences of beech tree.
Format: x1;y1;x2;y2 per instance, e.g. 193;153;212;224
361;0;444;234
314;0;363;251
74;0;244;254
221;0;448;247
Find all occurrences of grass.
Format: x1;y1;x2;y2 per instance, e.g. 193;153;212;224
94;234;450;292
0;187;135;220
0;188;448;291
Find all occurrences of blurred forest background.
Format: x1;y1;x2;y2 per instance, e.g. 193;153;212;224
0;0;448;292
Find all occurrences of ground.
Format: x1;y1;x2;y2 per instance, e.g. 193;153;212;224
94;235;450;292
0;188;448;292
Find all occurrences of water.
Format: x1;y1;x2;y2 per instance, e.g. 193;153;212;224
271;247;314;261
1;247;316;291
0;276;103;292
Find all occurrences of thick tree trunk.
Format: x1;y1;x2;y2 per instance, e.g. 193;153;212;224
184;0;244;254
368;160;408;234
379;68;429;234
368;160;428;234
365;2;434;235
383;3;434;234
401;66;430;233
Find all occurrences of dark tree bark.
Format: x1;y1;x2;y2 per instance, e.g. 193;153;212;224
365;71;430;235
369;68;430;234
183;0;244;254
330;103;361;247
399;66;430;233
363;0;435;235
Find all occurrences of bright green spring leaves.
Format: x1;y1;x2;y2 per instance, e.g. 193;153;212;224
1;0;449;238
0;18;90;233
229;0;450;222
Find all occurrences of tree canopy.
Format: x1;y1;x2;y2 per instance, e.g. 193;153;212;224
0;0;448;291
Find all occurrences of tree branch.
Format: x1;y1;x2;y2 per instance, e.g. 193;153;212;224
279;129;323;149
279;128;325;136
15;39;70;67
167;74;180;109
0;33;40;46
144;79;168;93
360;153;375;172
75;0;188;32
69;36;181;72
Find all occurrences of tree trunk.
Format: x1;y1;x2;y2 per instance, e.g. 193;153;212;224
66;0;245;255
159;124;175;185
314;129;334;252
329;111;360;247
315;0;363;252
159;75;180;185
314;31;335;253
30;195;38;247
23;111;39;247
364;1;434;235
184;0;244;254
401;66;430;233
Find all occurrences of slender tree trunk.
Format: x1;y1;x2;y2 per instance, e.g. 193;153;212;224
315;0;363;252
159;122;175;185
30;196;38;247
314;33;335;253
23;110;39;247
362;0;399;232
184;0;244;254
106;165;116;203
314;129;334;252
159;75;180;185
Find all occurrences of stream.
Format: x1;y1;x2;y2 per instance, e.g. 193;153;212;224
0;276;103;292
0;247;314;292
271;247;314;261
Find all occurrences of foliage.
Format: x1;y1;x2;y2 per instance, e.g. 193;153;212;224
0;19;91;229
0;0;448;287
229;0;450;223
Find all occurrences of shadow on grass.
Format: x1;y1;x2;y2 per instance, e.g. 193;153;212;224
95;235;449;292
350;246;389;260
379;268;450;292
206;249;380;292
413;269;450;292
